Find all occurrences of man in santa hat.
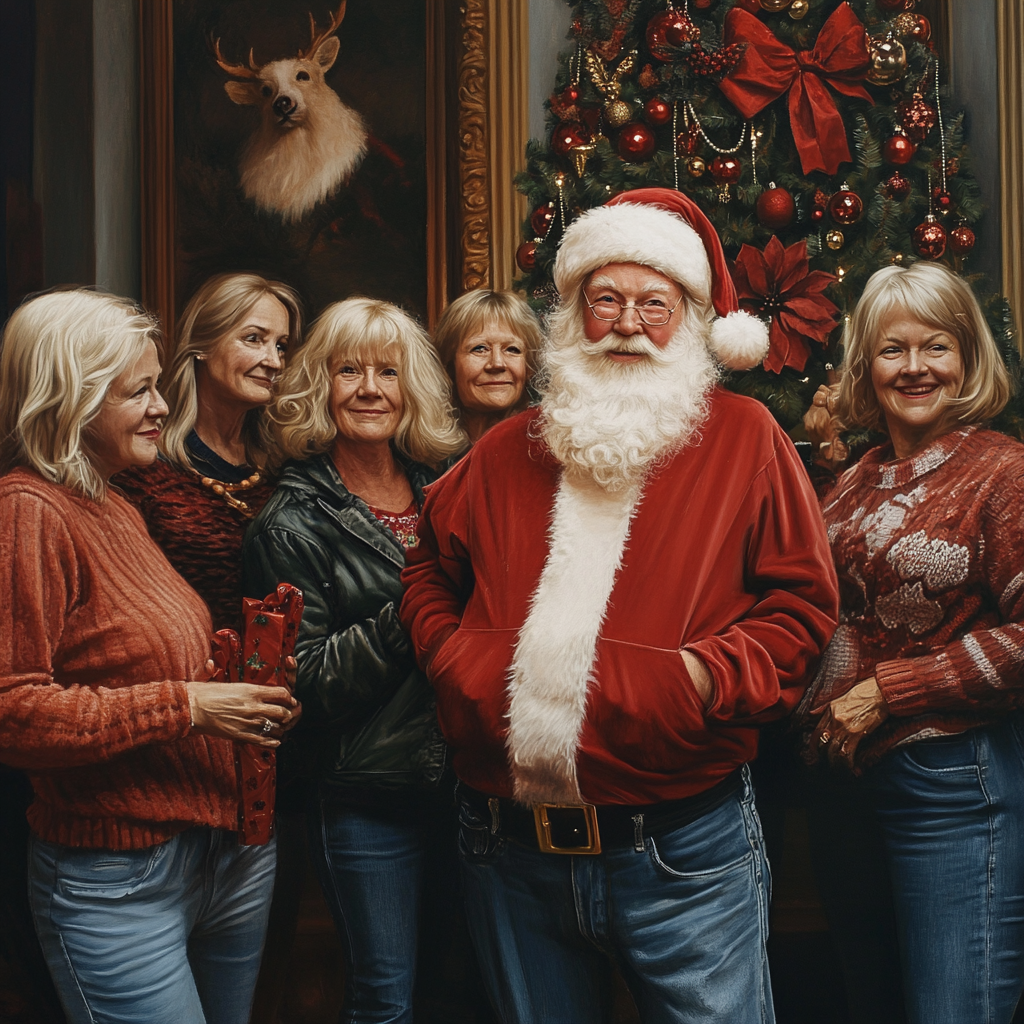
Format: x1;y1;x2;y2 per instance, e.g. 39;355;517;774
401;188;838;1022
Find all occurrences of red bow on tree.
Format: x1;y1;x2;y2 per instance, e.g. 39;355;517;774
719;2;872;176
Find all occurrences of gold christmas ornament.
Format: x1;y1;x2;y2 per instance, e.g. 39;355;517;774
686;155;706;178
585;49;637;130
569;142;596;178
604;99;633;128
759;0;792;11
788;0;809;19
825;229;845;250
866;33;908;86
893;11;919;36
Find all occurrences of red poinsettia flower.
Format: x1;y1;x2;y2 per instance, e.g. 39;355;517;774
731;237;839;374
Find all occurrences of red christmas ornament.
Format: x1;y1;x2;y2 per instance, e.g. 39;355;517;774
949;224;976;256
694;0;713;7
877;0;911;10
552;122;589;157
884;171;912;201
756;184;796;230
896;94;938;145
734;0;761;11
644;97;672;126
910;15;931;42
829;186;864;226
617;122;657;162
932;187;953;215
709;154;742;184
560;85;580;106
530;204;555;237
646;10;692;62
666;12;700;47
810;207;825;224
884;132;916;165
675;124;702;157
516;241;537;272
913;215;947;260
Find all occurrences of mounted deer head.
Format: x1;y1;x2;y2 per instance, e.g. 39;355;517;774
213;2;368;223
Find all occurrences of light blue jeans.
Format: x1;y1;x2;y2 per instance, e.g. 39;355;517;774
28;827;276;1024
459;766;775;1024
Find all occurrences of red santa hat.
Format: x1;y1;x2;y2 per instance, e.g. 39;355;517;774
552;187;769;371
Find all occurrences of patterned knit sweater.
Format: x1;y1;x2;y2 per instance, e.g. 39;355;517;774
799;426;1024;768
0;469;239;849
114;437;276;634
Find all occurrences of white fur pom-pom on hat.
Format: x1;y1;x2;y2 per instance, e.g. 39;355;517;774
554;187;770;371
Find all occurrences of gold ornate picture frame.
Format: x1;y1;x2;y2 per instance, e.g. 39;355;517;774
139;0;527;337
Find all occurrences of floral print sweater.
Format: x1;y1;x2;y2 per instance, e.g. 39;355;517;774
799;425;1024;769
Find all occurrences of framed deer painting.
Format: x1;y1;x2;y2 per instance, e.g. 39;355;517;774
140;0;528;337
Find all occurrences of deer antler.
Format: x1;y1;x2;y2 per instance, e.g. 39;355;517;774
213;36;261;79
297;1;347;59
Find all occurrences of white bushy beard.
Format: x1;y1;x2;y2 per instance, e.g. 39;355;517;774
537;302;719;493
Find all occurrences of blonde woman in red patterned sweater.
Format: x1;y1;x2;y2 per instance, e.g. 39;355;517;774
801;262;1024;1024
0;290;300;1024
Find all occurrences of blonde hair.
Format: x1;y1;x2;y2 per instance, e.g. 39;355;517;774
836;262;1009;432
433;289;544;415
160;273;302;470
269;297;465;468
0;289;161;500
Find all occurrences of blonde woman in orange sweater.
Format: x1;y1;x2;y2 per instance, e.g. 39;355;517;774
0;290;300;1024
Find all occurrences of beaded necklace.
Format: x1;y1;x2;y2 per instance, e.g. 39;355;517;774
188;465;262;518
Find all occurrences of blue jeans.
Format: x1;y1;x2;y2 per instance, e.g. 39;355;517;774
809;716;1024;1024
458;767;774;1024
308;794;429;1024
28;827;276;1024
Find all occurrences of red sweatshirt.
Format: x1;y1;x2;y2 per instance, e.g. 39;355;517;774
401;392;839;805
0;469;239;849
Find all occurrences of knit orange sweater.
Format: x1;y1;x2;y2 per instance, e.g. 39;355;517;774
0;468;240;849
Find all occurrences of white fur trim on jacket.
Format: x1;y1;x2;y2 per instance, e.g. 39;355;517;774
505;476;640;805
709;311;770;371
554;203;711;306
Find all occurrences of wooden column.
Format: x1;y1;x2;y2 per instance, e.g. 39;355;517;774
997;0;1024;348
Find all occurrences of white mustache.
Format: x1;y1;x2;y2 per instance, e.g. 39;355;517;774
582;333;662;359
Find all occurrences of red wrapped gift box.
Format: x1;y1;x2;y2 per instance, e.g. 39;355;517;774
210;584;304;845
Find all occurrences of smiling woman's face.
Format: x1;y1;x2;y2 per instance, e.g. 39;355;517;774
870;316;965;457
329;352;404;446
453;320;528;415
85;341;169;480
199;294;291;410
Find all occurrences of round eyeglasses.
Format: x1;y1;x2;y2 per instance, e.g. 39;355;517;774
584;296;682;327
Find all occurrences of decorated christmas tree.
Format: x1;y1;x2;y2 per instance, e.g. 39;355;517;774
515;0;1019;435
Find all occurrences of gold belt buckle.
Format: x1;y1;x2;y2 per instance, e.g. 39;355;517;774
532;803;602;855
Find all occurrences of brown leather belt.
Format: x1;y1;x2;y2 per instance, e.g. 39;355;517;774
459;769;743;855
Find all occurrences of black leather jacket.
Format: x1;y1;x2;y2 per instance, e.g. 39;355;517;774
241;452;446;796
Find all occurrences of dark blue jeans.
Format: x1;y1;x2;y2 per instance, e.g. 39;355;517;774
458;766;774;1024
810;716;1024;1024
308;794;429;1024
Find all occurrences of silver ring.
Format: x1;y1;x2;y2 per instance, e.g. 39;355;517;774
261;718;273;735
